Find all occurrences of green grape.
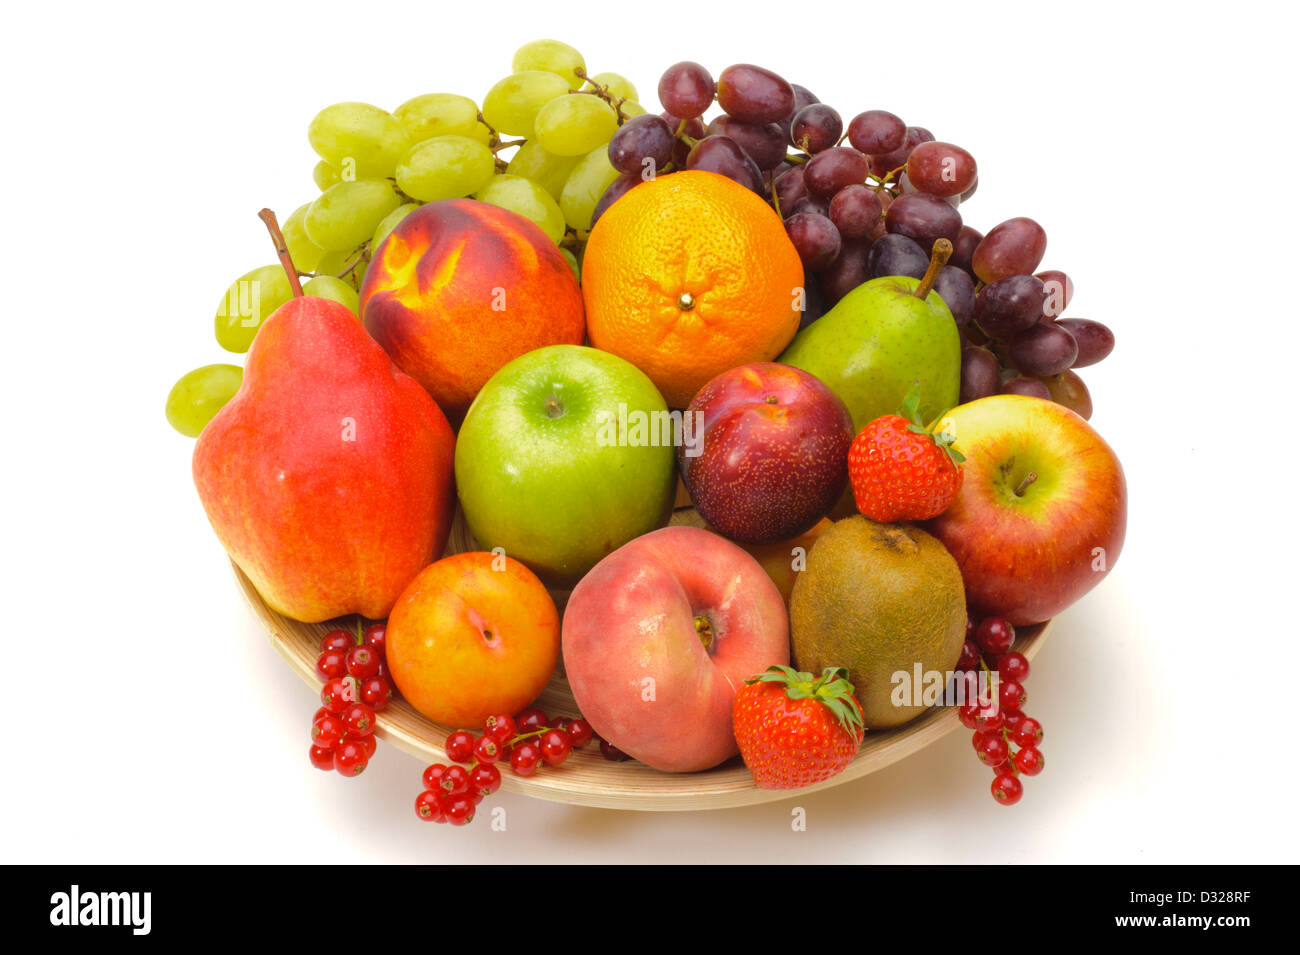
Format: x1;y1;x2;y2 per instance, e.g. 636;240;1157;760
559;144;620;231
482;71;571;138
560;247;580;282
585;72;638;102
372;202;420;250
215;265;294;352
620;100;647;118
313;160;342;191
512;39;586;89
281;203;326;273
305;179;401;252
534;95;619;157
303;274;360;315
475;175;566;244
396;135;496;202
506;141;580;201
166;364;244;437
394;93;481;144
317;248;369;291
307;102;410;179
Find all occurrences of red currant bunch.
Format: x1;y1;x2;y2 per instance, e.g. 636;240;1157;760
955;616;1045;806
414;707;597;825
309;621;393;778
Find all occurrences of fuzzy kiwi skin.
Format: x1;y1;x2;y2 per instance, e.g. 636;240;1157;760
789;515;967;729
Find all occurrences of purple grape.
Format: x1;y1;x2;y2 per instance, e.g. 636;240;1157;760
607;114;675;175
790;104;843;154
828;184;883;238
847;110;906;155
774;166;807;217
658;62;715;119
819;237;872;305
1035;270;1074;317
1008;323;1078;377
685;135;763;192
933;266;976;327
778;84;819;142
960;346;1002;403
788;195;829;217
704;116;787;170
972;217;1048;283
868;125;934;177
1001;376;1052;400
1055;318;1114;367
716;64;795;124
803;147;869;198
591;172;643;226
785;212;842;272
885;192;962;255
950;225;984;276
973;274;1046;338
866;233;929;280
906;141;978;198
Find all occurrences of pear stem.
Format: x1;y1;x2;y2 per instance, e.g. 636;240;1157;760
258;208;304;298
913;238;953;300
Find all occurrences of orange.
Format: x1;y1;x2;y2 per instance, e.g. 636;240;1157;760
581;170;805;408
385;552;559;728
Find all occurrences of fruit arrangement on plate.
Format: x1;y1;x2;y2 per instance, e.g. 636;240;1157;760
168;40;1127;824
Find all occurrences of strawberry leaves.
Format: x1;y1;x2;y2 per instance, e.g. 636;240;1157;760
746;665;865;738
897;382;966;467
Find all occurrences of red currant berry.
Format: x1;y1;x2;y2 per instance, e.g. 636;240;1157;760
444;794;476;825
320;629;353;653
567;718;594;748
321;675;359;714
311;711;348;748
445;730;476;764
956;640;981;672
422;763;449;791
345;645;381;681
1002;710;1027;734
470;762;502;796
363;623;387;660
975;617;1015;655
1015;746;1045;776
999;680;1027;713
483;713;516;745
1012;717;1043;748
360;676;392;711
342;702;376;738
972;731;1009;767
966;615;976;642
510;741;543;776
415;790;443;822
309;744;336;771
515;707;549;734
316;649;348;681
353;734;377;760
539;729;573;766
957;702;980;730
441;764;470;794
973;708;1005;734
599;739;630;762
333;740;369;776
991;772;1023;805
998;651;1030;683
473;736;501;764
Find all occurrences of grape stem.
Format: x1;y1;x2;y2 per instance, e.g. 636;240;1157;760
258;208;304;298
913;238;953;300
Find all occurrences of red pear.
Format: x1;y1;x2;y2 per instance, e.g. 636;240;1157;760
193;294;456;622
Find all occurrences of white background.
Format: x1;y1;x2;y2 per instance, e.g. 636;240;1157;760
3;0;1297;864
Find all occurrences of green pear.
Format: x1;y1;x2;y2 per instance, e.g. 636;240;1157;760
779;249;961;432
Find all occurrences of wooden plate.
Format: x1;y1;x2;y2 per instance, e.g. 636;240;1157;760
236;510;1051;811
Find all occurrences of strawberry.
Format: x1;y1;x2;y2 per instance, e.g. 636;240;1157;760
732;665;865;790
846;385;964;522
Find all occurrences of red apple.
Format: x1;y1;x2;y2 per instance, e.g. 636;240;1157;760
561;525;789;772
193;295;456;622
678;362;855;544
925;394;1126;625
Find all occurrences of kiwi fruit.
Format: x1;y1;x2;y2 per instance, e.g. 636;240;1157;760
789;515;966;729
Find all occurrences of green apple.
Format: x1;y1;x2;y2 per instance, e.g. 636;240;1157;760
455;344;677;588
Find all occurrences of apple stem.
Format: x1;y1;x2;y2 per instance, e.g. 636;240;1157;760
913;238;953;301
1013;471;1038;496
258;208;304;298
